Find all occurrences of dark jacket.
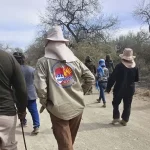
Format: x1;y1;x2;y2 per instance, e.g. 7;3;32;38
85;61;96;75
106;63;139;97
21;65;37;100
105;60;114;74
0;50;27;116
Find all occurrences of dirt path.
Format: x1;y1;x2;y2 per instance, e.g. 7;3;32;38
16;89;150;150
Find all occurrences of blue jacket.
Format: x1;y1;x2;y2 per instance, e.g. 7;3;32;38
21;65;37;100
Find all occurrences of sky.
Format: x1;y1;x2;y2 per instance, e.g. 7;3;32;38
0;0;148;49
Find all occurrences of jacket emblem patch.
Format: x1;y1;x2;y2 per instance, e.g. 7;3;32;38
52;62;75;88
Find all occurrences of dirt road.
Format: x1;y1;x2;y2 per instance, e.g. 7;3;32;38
16;89;150;150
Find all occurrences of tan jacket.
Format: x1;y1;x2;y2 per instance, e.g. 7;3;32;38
34;57;95;120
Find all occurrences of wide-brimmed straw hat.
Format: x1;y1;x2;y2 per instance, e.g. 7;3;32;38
119;48;136;61
46;26;69;44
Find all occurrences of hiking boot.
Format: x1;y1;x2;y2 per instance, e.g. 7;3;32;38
112;119;120;125
97;99;101;103
31;127;39;135
120;120;127;126
102;103;106;108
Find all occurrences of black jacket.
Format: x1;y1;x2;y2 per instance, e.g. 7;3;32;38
0;50;27;116
106;63;139;97
105;60;114;74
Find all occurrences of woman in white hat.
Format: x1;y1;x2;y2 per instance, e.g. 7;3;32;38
106;48;139;126
34;26;95;150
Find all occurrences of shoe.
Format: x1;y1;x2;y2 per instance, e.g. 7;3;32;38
120;120;127;126
102;103;106;108
31;127;39;135
112;119;120;125
97;99;101;103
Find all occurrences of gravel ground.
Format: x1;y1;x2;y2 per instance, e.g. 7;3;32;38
16;89;150;150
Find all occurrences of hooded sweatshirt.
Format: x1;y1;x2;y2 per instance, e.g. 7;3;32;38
84;56;96;75
105;58;114;74
34;42;95;120
97;59;109;83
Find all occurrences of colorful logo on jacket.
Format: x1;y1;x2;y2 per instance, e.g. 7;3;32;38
52;62;75;88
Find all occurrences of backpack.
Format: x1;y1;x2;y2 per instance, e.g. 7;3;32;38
97;67;109;82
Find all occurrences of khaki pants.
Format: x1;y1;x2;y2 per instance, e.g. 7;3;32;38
0;115;17;150
50;113;82;150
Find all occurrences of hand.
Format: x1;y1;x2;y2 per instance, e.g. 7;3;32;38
105;89;110;94
40;106;45;113
18;111;26;120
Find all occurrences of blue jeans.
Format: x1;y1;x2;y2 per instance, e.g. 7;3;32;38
24;100;40;128
98;82;107;103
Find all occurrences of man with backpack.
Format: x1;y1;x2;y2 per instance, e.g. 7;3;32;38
34;26;95;150
85;56;96;94
13;52;40;134
105;54;114;76
0;50;27;150
97;59;109;107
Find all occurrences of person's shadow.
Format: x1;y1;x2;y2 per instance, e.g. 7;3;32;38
79;122;123;132
16;128;53;136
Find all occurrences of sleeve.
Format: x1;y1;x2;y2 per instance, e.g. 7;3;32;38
135;67;139;82
34;60;47;108
11;57;28;113
106;64;119;92
107;68;109;78
80;61;95;95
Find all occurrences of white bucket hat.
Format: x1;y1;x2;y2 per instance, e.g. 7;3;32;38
44;26;77;62
46;26;69;44
119;48;136;61
119;48;136;68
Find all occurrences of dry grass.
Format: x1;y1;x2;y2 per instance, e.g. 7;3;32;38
142;90;150;97
135;88;150;97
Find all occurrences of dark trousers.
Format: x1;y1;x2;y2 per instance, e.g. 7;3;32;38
50;113;82;150
24;100;40;128
112;95;133;122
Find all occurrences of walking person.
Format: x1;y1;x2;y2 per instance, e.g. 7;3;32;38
105;54;114;76
13;52;40;134
96;59;109;108
106;48;139;126
85;56;96;94
34;26;95;150
0;50;27;150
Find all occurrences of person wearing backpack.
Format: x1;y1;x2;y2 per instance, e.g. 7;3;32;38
34;26;95;150
96;59;109;108
13;52;40;135
105;54;114;76
106;48;139;126
84;56;96;94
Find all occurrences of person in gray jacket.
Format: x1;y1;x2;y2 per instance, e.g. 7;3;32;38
13;52;40;135
34;26;95;150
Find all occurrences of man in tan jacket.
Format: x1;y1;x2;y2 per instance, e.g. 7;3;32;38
34;26;95;150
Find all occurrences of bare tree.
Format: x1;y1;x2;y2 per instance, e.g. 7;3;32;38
41;0;118;43
134;0;150;32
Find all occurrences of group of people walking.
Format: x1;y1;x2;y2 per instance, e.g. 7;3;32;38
0;26;139;150
84;54;114;108
85;48;139;126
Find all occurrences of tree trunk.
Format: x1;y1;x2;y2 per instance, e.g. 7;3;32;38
66;25;80;43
